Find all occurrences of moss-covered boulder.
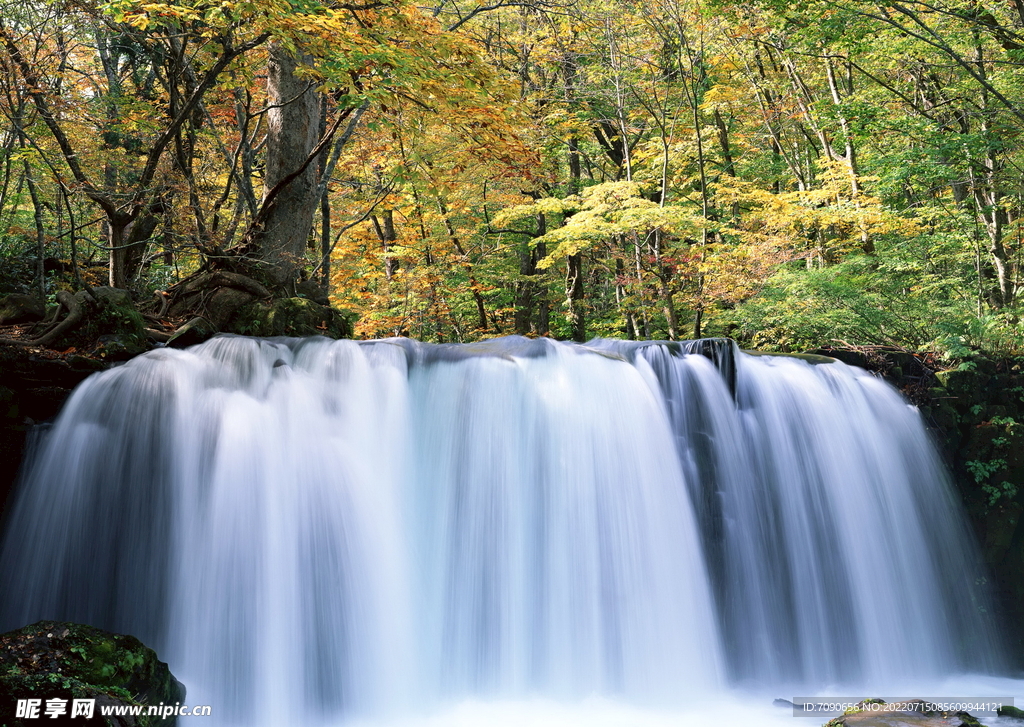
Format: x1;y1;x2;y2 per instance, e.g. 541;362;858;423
232;296;353;338
999;704;1024;720
0;621;184;726
78;288;149;360
0;294;45;325
166;317;217;349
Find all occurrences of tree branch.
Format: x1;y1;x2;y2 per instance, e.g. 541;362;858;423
0;20;112;215
134;32;271;208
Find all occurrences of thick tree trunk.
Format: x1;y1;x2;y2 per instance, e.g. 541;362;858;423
260;41;321;290
109;221;130;289
109;213;160;289
535;242;549;336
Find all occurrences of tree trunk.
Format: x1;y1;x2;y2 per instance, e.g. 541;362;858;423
514;240;537;336
513;212;546;335
825;56;873;255
109;212;160;289
536;240;550;335
109;220;131;289
259;41;321;290
566;253;585;342
372;210;400;280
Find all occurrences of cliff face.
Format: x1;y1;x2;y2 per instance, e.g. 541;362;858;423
0;348;108;527
921;360;1024;665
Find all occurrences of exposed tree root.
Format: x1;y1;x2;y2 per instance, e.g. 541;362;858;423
0;290;91;348
144;327;173;342
164;269;273;332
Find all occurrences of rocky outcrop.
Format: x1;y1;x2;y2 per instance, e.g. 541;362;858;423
0;621;185;726
918;358;1024;667
0;294;45;325
0;347;108;526
163;271;352;338
232;296;353;338
165;317;216;349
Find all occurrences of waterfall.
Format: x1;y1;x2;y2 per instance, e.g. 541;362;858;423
0;336;1005;725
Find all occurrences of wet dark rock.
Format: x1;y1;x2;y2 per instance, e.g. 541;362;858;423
166;317;216;349
0;347;108;525
917;358;1024;662
0;621;184;726
294;278;329;305
204;286;257;330
88;287;133;309
94;334;147;361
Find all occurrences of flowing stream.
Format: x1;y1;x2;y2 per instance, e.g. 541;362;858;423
0;336;1013;725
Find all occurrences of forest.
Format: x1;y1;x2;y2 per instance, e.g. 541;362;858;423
0;0;1022;354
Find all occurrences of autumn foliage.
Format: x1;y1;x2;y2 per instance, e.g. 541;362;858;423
2;0;1024;353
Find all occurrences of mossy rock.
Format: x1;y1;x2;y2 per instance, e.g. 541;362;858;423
999;704;1024;720
0;621;184;726
935;368;984;395
232;297;353;338
54;287;149;359
824;707;985;727
0;294;45;325
919;394;958;433
166;317;216;349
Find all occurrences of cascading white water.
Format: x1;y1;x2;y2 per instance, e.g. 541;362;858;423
615;343;1003;685
0;335;1008;726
